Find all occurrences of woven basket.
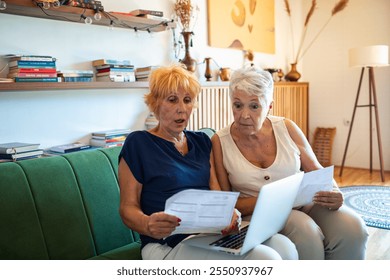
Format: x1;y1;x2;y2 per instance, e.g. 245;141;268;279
312;127;336;167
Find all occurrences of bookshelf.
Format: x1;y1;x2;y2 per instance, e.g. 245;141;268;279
2;0;176;32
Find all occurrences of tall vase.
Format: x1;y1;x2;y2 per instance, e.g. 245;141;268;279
180;31;197;72
204;57;212;81
285;63;301;82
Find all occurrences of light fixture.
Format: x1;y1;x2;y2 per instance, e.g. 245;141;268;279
339;45;389;182
42;1;50;9
80;14;92;25
94;11;102;21
0;0;7;10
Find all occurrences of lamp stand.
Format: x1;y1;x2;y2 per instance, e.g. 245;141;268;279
339;67;385;182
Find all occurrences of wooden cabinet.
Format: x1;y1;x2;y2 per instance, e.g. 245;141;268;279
272;82;309;137
188;82;309;137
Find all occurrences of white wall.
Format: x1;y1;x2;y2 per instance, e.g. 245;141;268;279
0;0;389;171
300;0;390;171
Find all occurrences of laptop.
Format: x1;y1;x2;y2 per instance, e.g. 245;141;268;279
183;172;303;255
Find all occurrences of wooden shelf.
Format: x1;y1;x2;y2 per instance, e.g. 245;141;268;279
0;81;150;91
0;81;230;92
3;0;176;32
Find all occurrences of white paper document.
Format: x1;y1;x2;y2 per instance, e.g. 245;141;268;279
293;166;334;207
164;189;239;235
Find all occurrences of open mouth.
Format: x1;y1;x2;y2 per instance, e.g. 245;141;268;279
175;119;185;124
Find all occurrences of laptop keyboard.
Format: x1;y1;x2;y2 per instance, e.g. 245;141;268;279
209;225;249;249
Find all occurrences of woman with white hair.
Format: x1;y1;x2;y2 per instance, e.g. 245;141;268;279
212;67;368;259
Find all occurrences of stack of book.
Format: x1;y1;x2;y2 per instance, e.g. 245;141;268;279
128;9;164;17
6;54;59;83
135;66;159;81
93;59;135;82
47;142;92;155
121;9;169;21
57;70;94;82
90;128;131;148
0;142;43;161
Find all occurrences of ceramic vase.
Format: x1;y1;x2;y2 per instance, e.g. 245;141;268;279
285;63;301;82
179;31;197;72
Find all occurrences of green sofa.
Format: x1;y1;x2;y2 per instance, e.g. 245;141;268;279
0;147;142;260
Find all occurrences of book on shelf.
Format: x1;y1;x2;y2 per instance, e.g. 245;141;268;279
96;74;135;82
92;128;131;137
8;60;56;68
137;14;170;21
3;54;56;62
14;77;59;83
96;66;135;72
136;76;149;81
58;70;94;77
8;68;57;74
0;142;40;154
96;64;134;70
90;139;125;147
57;70;94;82
128;9;164;17
96;71;135;77
60;77;93;82
7;72;58;78
50;143;91;154
91;134;127;141
92;59;132;67
43;146;99;157
67;0;103;10
0;149;43;161
135;65;159;73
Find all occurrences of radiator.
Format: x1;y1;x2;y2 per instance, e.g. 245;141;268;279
187;86;232;131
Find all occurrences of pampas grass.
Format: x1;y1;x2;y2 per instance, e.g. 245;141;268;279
285;0;349;63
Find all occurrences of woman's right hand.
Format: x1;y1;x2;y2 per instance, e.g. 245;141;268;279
146;212;181;239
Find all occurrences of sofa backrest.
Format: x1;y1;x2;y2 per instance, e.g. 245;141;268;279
0;147;138;260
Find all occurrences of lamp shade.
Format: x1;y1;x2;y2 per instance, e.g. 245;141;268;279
349;45;389;67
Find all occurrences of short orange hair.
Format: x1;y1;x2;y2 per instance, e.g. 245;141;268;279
144;64;200;113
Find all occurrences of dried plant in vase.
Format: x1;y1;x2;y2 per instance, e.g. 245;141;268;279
284;0;349;81
174;0;199;72
174;0;193;31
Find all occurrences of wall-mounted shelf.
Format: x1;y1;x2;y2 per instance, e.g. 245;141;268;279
2;0;176;32
0;81;229;92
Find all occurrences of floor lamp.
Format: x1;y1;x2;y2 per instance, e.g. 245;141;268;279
339;45;389;182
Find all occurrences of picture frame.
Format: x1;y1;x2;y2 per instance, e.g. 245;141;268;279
207;0;275;54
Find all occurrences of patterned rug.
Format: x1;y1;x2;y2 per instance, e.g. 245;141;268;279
340;186;390;230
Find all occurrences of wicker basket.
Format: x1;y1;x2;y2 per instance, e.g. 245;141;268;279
312;127;336;167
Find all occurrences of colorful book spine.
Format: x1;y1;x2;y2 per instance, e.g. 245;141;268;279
9;61;56;68
97;67;135;73
9;56;56;62
92;59;132;67
14;77;59;82
8;72;58;78
8;68;57;73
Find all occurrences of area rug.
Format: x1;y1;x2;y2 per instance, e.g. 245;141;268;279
340;186;390;230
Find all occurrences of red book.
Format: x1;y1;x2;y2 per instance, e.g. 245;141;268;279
8;68;57;74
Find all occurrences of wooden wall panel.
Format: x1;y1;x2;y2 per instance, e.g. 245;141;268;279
188;82;309;138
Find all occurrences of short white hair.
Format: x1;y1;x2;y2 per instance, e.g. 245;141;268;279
229;67;274;108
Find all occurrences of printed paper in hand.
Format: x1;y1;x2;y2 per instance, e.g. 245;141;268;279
293;166;334;207
165;189;239;235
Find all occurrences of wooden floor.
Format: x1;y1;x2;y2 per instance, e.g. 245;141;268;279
333;166;390;260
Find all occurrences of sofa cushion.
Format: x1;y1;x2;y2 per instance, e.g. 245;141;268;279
63;149;135;256
0;163;49;260
17;156;96;259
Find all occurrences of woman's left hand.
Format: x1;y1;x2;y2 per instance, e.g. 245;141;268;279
313;190;344;210
221;209;242;235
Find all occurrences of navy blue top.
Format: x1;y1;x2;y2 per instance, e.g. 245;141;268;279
119;130;212;248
